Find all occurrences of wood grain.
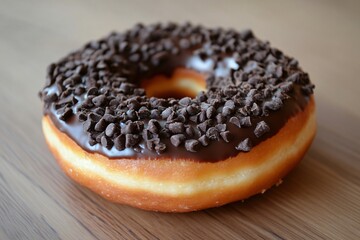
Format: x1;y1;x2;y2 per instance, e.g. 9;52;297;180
1;0;359;239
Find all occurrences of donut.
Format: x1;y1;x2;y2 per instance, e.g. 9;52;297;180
39;23;316;212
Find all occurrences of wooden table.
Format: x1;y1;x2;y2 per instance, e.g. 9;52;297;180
1;1;360;239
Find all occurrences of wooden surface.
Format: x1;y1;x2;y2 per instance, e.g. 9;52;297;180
1;0;360;239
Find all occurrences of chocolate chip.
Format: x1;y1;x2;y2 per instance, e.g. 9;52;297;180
92;95;107;107
179;38;190;49
248;76;261;85
254;121;270;137
142;129;151;140
233;70;248;83
124;122;140;134
170;134;186;147
244;61;259;73
224;100;235;110
239;116;252;127
96;60;107;69
89;138;97;146
175;114;186;123
148;119;160;133
206;106;216;118
83;119;95;132
220;131;231;142
263;97;283;113
264;53;276;63
44;93;58;103
222;106;233;116
119;83;133;94
198;111;207;123
75;64;86;75
125;134;140;148
271;48;283;57
168;122;185;134
229;116;241;128
289;58;298;67
126;109;137;120
275;66;283;78
150;109;160;119
185;126;195;137
251;103;261;116
177;107;188;117
186;104;200;115
94;118;107;131
216;123;227;132
197;120;210;133
200;102;211;110
151;51;168;66
161;107;173;119
236;138;252;152
254;51;267;62
198;135;209;146
167;112;177;121
159;128;171;138
155;142;166;153
189;115;198;123
95;132;105;143
197;91;207;102
63;77;75;86
280;82;294;92
146;138;158;151
133;88;145;96
216;113;225;124
129;53;140;62
127;99;141;110
302;84;315;95
193;127;202;139
77;112;87;121
239;106;250;116
179;97;191;106
94;107;105;116
105;123;119;137
103;113;117;122
266;62;277;75
240;29;254;40
88;112;102;121
59;107;73;121
286;72;301;83
206;127;219;140
185;139;200;152
45;63;56;85
114;134;125;150
138;107;151;119
101;136;113;149
209;98;221;108
171;47;179;55
223;87;237;97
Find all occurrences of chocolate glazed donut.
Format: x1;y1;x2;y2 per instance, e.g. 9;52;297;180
40;23;316;212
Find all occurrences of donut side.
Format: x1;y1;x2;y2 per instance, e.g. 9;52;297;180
42;97;316;212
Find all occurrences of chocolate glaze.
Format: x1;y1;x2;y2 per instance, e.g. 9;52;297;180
40;23;314;162
48;91;307;162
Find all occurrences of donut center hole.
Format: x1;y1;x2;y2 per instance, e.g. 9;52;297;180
141;68;207;99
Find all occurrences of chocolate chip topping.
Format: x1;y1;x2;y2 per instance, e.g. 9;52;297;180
170;134;186;147
254;121;270;138
236;138;252;152
168;122;185;134
185;139;200;152
40;22;314;162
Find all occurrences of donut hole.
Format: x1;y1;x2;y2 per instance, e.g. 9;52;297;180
141;68;207;99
